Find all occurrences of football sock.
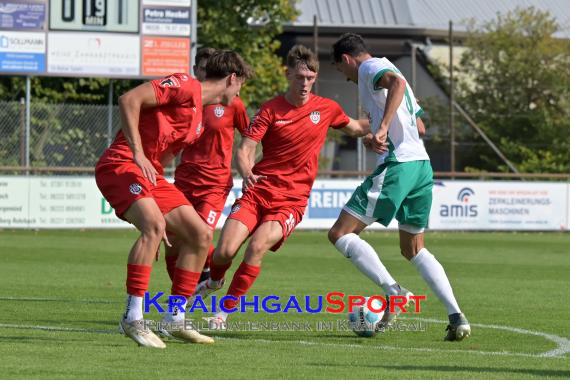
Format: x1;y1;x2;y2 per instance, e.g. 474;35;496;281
334;233;399;296
165;255;178;282
126;264;152;297
223;262;261;310
210;260;232;282
123;295;143;322
169;268;201;321
411;248;461;315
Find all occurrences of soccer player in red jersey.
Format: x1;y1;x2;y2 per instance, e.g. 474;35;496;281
164;48;250;283
191;45;371;325
95;50;252;348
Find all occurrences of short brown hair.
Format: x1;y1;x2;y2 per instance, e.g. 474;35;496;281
195;47;217;68
205;50;253;80
286;45;319;73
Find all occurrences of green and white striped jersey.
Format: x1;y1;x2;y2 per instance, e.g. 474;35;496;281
358;57;429;165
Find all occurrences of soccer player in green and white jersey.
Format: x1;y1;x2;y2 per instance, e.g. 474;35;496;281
328;33;470;341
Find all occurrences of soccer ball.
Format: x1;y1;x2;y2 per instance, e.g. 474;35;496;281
347;297;385;337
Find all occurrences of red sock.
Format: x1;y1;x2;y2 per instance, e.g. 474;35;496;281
224;262;261;310
165;255;178;282
126;264;152;297
203;245;215;270
210;260;232;282
171;267;201;299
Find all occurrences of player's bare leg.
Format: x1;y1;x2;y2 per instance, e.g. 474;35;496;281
329;210;407;299
193;218;251;301
157;205;214;344
400;228;470;341
119;198;167;348
208;220;283;327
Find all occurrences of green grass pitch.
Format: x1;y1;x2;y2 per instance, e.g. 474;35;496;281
1;230;569;379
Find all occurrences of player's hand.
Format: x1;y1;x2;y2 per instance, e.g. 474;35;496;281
243;174;267;191
362;133;373;149
371;129;389;154
155;232;172;261
134;152;158;186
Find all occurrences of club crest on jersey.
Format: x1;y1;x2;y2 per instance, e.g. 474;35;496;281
159;76;180;88
129;183;142;195
230;204;241;214
214;106;225;118
310;111;320;124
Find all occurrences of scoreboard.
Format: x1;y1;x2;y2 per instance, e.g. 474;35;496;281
50;0;139;33
0;0;195;78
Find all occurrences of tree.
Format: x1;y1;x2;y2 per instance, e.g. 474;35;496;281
198;0;298;110
456;7;570;173
0;1;297;167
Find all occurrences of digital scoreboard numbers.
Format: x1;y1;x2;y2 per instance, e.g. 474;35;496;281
50;0;138;32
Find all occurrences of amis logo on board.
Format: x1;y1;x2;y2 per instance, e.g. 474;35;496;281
440;187;478;218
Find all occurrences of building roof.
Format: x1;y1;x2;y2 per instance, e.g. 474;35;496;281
292;0;570;38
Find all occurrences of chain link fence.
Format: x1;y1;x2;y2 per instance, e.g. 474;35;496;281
0;101;120;171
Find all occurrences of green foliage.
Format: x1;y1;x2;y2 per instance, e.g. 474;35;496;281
198;0;298;110
456;7;570;173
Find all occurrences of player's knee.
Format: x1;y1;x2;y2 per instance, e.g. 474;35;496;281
247;240;267;257
400;247;415;261
215;242;237;262
141;217;166;243
193;226;213;252
327;227;343;245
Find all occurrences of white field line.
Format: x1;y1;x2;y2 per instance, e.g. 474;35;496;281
1;296;569;358
0;319;568;359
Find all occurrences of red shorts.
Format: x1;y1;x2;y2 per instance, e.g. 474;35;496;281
228;189;305;251
175;182;230;229
95;161;190;220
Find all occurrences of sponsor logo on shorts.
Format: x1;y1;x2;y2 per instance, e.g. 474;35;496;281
196;122;203;135
129;183;143;195
275;119;292;125
310;111;320;124
214;106;225;118
285;213;296;235
159;76;180;88
230;204;241;214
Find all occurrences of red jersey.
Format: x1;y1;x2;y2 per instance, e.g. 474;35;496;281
100;73;203;175
175;97;249;191
244;94;349;204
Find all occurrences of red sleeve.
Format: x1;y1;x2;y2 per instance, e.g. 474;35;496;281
150;73;197;106
232;97;250;135
328;100;350;129
243;105;272;142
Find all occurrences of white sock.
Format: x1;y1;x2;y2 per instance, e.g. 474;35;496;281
334;233;400;296
163;298;187;323
411;248;461;315
214;311;228;321
123;295;143;322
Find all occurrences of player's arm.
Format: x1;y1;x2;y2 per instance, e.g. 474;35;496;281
118;82;159;185
417;117;426;136
339;117;370;137
236;137;266;190
371;71;406;153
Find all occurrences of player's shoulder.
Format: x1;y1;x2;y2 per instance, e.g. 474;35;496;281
156;73;197;88
360;57;393;74
257;94;285;113
230;96;246;111
312;94;341;110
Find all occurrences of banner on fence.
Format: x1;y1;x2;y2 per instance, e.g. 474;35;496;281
0;176;567;231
